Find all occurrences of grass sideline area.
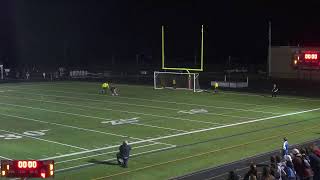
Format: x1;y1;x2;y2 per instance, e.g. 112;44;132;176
0;81;319;180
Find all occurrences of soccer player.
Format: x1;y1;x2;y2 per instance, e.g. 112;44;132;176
110;84;119;96
272;83;278;97
213;81;219;93
116;141;131;168
172;79;176;89
100;82;109;94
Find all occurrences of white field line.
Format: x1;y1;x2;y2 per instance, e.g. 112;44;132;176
0;101;186;133
2;90;258;119
0;102;111;121
4;82;304;109
0;112;173;147
55;145;176;173
2;82;320;104
130;123;188;133
56;142;161;164
0;155;12;160
4;86;280;115
44;107;320;160
0;129;88;150
0;94;223;126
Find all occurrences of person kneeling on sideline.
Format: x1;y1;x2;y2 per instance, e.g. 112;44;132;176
116;141;131;168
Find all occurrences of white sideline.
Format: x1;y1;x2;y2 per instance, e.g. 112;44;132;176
0;129;88;150
0;112;174;147
56;142;161;164
55;145;176;173
0;155;12;160
3;86;280;115
0;101;187;133
0;94;223;125
43;107;320;160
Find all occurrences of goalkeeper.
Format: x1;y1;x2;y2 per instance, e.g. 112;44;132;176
213;81;219;93
100;82;109;94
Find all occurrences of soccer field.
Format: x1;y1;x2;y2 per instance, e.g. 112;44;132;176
0;81;319;180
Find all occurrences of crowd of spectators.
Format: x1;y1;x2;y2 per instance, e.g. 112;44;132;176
227;143;320;180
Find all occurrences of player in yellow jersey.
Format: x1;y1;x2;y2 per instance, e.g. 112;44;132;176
100;82;109;94
213;81;218;93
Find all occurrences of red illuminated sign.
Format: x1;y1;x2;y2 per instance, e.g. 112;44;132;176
1;160;54;178
304;53;318;60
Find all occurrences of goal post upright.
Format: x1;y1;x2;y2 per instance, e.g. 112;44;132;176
161;25;204;72
157;25;205;92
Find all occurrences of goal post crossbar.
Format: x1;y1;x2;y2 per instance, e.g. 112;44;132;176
154;71;201;92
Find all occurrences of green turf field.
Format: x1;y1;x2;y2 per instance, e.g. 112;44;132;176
0;81;319;180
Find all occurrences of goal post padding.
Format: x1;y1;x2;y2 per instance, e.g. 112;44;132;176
154;71;201;92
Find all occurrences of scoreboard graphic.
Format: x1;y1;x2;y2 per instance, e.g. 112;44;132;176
292;49;320;69
1;160;54;178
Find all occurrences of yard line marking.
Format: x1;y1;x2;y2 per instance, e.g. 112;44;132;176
0;94;223;125
130;123;188;133
56;145;176;173
0;129;88;150
3;82;320;103
44;107;320;160
7;82;295;109
0;102;111;121
3;86;280;115
56;142;160;164
0;156;12;160
0;112;173;147
0;101;187;132
92;125;320;180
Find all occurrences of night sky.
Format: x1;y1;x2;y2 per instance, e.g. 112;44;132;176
1;0;320;69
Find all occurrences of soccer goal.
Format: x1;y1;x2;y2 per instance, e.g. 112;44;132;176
154;71;201;92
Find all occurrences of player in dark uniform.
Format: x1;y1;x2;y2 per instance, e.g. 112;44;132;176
272;83;278;97
116;141;131;168
110;85;119;96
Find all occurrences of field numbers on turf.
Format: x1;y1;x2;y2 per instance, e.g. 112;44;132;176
101;117;139;125
178;109;208;114
0;130;50;140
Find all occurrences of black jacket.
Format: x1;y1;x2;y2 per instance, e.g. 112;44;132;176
119;144;131;158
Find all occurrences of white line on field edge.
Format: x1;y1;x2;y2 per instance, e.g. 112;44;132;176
0;129;88;150
43;107;320;160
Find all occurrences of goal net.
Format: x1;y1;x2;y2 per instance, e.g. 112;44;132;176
154;71;201;92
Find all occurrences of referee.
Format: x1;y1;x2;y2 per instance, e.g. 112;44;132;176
271;83;278;97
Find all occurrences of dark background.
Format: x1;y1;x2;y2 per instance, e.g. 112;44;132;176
1;0;320;71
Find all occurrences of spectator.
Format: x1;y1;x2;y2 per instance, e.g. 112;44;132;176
270;156;277;177
275;155;287;180
243;163;258;180
284;155;296;180
292;148;313;180
227;170;240;180
308;145;320;180
310;144;320;158
283;137;289;156
301;148;314;179
260;166;275;180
